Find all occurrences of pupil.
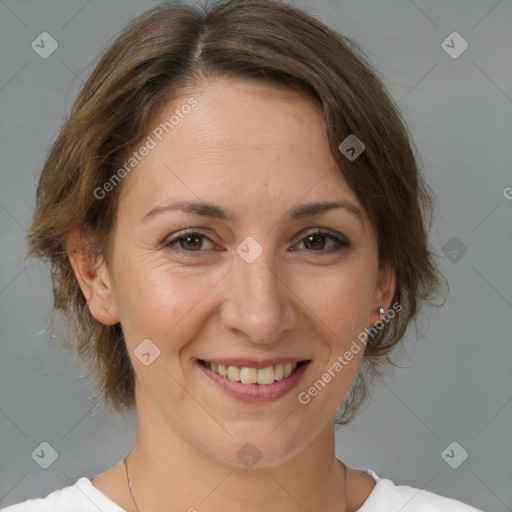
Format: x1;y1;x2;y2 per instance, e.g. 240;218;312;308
305;234;325;250
182;236;201;251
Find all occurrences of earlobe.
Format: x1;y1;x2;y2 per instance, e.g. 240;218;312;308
66;231;119;326
372;264;396;324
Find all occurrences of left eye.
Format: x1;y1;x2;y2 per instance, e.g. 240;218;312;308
296;231;349;252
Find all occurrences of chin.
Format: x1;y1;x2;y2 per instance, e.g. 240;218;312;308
198;416;320;469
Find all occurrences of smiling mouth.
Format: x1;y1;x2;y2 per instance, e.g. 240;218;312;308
198;360;309;385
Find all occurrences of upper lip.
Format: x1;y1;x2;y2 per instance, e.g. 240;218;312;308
198;357;310;369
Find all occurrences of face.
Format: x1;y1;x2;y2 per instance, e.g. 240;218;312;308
75;78;394;467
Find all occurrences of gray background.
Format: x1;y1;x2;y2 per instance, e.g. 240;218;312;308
0;0;511;510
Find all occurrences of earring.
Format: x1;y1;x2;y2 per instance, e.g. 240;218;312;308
378;306;386;319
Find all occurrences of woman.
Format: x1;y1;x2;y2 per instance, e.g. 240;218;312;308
3;0;482;510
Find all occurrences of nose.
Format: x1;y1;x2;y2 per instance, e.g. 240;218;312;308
219;245;298;345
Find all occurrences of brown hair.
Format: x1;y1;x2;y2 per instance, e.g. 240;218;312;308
25;0;440;424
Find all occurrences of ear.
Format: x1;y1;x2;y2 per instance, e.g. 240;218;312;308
66;230;119;325
370;263;396;326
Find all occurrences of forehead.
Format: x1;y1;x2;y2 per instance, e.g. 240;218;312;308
116;78;362;221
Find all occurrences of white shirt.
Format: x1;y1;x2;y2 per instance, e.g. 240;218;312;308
1;468;483;511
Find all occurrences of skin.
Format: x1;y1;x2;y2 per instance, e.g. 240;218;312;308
69;77;395;512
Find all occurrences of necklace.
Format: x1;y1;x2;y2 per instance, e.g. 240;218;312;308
123;455;348;512
123;455;142;512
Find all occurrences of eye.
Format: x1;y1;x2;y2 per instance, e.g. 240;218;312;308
295;229;350;252
163;230;216;253
163;228;349;256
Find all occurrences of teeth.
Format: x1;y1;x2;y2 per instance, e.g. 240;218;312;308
240;367;258;384
206;361;299;384
227;365;241;382
257;366;275;385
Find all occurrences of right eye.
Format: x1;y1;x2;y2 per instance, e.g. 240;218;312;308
163;230;216;254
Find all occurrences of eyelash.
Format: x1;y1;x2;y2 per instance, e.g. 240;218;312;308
162;229;350;257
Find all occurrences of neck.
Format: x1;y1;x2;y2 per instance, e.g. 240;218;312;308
124;398;349;512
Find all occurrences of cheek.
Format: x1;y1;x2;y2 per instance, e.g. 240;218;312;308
112;253;222;346
291;271;375;417
296;263;377;340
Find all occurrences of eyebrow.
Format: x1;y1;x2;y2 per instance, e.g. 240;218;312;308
140;200;363;225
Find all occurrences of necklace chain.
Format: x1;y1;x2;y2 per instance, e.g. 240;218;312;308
123;455;348;512
123;455;142;512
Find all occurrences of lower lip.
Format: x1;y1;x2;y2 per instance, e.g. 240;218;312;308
197;361;310;404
